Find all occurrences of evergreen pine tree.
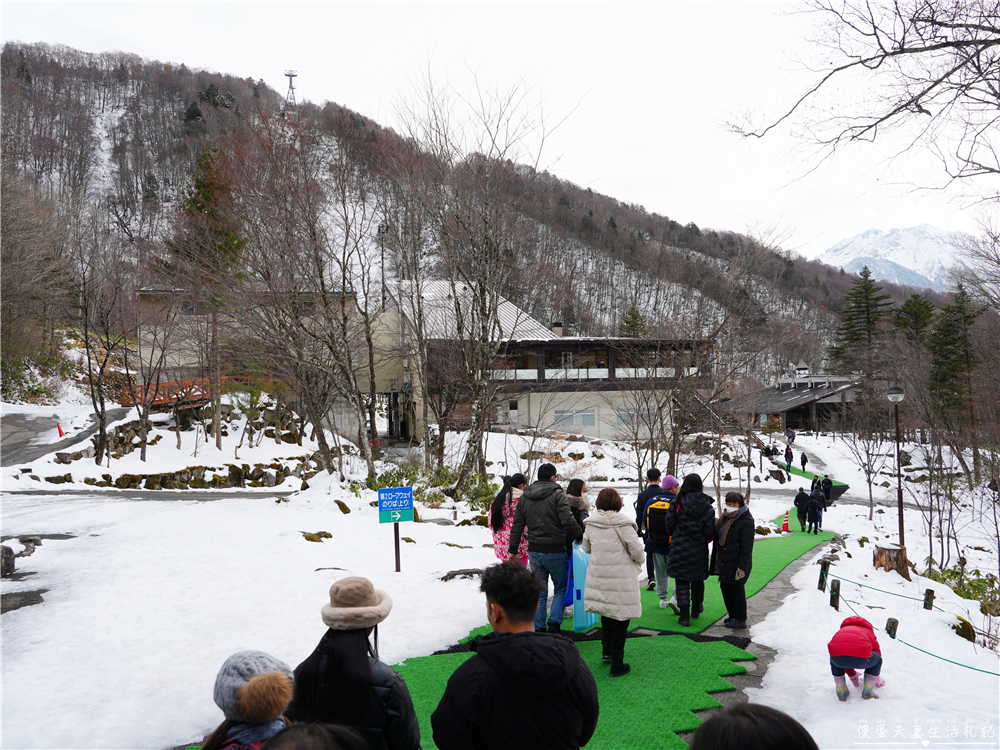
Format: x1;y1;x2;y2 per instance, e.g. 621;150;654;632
929;285;982;416
618;306;648;338
827;266;894;378
892;294;936;346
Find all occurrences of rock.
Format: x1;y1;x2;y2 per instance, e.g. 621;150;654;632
229;465;245;488
768;468;786;484
20;467;32;473
115;475;132;489
161;476;177;490
440;542;472;549
144;476;161;490
1;546;15;577
423;518;454;526
458;515;489;527
300;481;309;491
440;568;483;581
953;616;976;643
189;477;209;490
402;537;416;544
30;475;40;481
264;472;276;487
55;453;71;464
84;477;97;485
210;474;230;489
755;525;771;535
71;452;83;461
44;475;66;484
274;472;285;486
879;480;891;488
724;472;732;481
753;475;761;483
302;531;332;543
334;499;350;514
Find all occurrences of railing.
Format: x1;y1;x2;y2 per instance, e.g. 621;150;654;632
615;367;677;379
489;369;539;381
544;368;610;380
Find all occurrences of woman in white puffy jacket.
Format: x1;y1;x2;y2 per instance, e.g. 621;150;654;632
581;488;645;677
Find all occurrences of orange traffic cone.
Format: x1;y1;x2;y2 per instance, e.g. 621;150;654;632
781;511;790;532
57;423;65;438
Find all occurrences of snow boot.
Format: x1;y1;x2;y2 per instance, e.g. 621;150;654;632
610;651;631;677
678;606;691;628
546;621;561;634
834;675;849;701
862;673;880;699
692;602;704;619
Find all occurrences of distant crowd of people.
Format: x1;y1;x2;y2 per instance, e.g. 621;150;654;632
201;460;855;750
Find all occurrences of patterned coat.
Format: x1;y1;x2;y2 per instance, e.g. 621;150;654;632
492;488;528;562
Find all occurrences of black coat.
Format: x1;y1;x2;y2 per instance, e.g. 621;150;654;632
822;478;833;501
510;481;582;555
805;498;822;523
664;491;716;581
710;508;755;586
431;631;599;750
634;484;663;534
287;630;420;750
793;491;810;513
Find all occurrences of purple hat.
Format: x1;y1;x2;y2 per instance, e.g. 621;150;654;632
661;475;679;491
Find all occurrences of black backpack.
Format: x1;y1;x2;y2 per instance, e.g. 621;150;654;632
646;494;674;545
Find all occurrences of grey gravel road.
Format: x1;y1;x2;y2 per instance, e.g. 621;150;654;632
1;407;132;467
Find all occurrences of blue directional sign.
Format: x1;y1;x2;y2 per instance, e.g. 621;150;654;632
378;487;414;524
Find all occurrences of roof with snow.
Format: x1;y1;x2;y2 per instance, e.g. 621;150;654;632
715;377;858;415
392;280;556;341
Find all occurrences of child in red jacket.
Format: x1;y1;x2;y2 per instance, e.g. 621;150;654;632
827;616;885;700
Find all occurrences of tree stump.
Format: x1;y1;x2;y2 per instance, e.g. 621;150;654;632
873;543;911;580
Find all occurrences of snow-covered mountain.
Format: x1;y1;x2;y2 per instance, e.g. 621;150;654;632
817;224;968;292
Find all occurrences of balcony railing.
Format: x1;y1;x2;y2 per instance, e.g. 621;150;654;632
544;367;610;380
488;366;696;382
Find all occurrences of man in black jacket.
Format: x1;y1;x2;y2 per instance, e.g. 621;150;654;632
821;475;834;505
793;487;810;532
432;562;599;750
634;468;662;590
509;463;583;632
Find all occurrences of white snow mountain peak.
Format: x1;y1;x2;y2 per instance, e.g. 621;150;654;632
817;224;968;293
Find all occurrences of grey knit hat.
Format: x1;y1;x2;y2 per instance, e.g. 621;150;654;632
213;650;294;723
321;576;392;630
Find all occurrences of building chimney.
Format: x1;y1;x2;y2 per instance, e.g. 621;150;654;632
551;321;564;337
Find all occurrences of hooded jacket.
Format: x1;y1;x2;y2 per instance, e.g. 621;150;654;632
431;631;599;750
793;491;810;511
509;481;582;555
287;630;420;750
709;505;754;586
581;510;645;620
828;616;881;659
664;492;716;581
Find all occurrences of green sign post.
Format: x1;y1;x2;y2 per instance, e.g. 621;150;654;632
378;487;414;571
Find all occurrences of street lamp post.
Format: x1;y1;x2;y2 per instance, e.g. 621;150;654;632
887;386;905;548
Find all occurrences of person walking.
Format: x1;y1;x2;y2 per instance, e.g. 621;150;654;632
664;473;716;627
490;473;529;566
634;468;663;591
508;463;584;633
431;562;599;749
582;488;645;677
800;451;808;472
821;475;833;505
710;492;754;629
783;445;793;473
805;493;822;535
645;475;679;610
286;578;421;750
793;487;810;532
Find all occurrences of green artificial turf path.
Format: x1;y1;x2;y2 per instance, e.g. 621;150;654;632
393;507;833;749
628;515;833;634
395;635;755;750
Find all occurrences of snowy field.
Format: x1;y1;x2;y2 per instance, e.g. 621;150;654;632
2;407;999;749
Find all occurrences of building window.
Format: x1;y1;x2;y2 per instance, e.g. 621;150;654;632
555;408;595;428
509;400;519;411
616;409;637;427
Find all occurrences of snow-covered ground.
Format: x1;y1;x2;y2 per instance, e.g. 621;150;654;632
2;413;998;749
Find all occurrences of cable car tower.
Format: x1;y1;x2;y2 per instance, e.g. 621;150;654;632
283;70;297;116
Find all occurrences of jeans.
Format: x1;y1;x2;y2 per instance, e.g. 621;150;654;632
652;553;671;600
830;653;882;676
529;551;568;630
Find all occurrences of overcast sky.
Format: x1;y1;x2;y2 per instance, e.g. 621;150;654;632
1;1;985;257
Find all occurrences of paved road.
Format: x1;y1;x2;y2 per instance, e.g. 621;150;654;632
1;407;132;467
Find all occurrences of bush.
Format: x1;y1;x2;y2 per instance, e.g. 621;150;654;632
464;475;500;513
925;563;1000;613
1;355;53;402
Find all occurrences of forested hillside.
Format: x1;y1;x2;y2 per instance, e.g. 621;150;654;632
1;41;945;401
